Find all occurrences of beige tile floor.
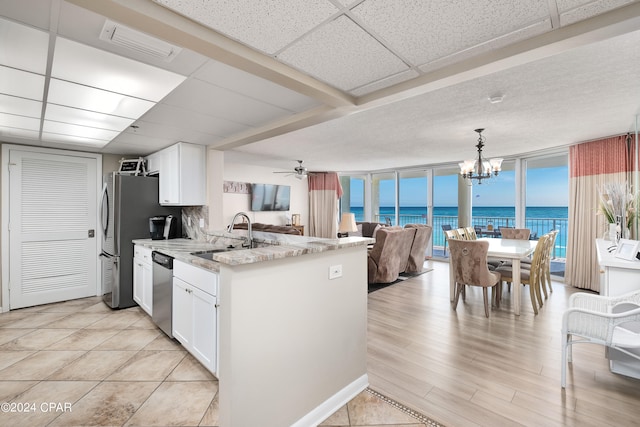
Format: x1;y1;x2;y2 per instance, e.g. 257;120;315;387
0;296;437;426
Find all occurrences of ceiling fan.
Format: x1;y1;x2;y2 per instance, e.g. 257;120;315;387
273;160;313;180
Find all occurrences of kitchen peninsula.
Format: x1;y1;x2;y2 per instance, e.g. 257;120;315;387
133;231;372;427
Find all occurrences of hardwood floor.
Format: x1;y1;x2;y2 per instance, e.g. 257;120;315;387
367;260;640;427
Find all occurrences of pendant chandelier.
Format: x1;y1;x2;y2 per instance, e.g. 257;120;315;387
459;128;503;184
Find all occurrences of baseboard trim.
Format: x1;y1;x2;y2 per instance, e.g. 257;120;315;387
290;374;369;427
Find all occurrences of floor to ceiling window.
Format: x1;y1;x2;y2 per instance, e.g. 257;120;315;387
471;160;516;232
372;172;396;225
337;150;569;267
525;154;569;276
339;175;366;221
398;170;429;226
432;167;459;255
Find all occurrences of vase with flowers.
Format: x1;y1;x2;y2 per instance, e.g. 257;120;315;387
598;182;637;241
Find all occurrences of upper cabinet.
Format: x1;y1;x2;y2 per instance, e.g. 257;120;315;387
146;142;206;206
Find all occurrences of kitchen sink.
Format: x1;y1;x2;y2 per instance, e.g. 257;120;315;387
191;247;238;261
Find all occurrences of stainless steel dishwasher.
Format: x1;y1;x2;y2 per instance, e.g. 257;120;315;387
152;251;174;338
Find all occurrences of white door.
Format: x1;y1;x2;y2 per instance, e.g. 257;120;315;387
8;150;99;309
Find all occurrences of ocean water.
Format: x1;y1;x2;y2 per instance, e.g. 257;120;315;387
349;206;568;258
350;206;567;219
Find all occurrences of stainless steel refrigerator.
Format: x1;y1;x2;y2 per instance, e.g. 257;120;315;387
100;173;181;309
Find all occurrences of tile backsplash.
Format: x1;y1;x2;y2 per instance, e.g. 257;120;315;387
182;206;208;240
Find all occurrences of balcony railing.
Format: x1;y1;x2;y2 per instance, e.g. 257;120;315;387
373;214;568;259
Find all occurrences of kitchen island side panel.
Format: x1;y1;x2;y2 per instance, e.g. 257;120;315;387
218;245;368;427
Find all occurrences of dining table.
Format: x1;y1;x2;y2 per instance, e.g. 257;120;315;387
478;228;501;238
449;237;537;316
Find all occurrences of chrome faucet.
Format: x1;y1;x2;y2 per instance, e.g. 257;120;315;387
227;212;253;248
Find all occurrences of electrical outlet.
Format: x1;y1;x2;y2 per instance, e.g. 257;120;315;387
188;217;192;227
199;218;205;228
329;264;342;280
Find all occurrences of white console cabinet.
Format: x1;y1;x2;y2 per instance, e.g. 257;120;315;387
173;260;218;375
133;245;153;315
595;238;640;379
146;142;206;206
595;238;640;297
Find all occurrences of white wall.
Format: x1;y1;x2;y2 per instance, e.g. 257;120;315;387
223;161;308;231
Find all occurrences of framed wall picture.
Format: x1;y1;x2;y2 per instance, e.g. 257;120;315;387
614;239;640;261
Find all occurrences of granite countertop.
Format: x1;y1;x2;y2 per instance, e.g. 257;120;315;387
133;231;373;273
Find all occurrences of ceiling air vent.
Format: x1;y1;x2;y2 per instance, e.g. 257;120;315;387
100;20;181;62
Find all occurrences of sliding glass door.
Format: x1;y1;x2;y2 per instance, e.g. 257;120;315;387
372;172;396;225
398;170;429;226
339;175;366;221
525;154;568;276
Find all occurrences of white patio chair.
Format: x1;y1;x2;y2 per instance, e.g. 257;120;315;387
561;289;640;388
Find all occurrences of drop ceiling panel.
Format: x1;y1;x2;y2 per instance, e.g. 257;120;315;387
152;0;339;55
278;15;409;91
0;113;40;131
56;1;209;76
0;94;41;118
42;120;119;141
0;0;51;31
113;116;224;146
350;69;419;96
193;60;320;112
0;126;40;140
558;0;636;25
47;79;155;118
351;0;550;66
0;66;45;100
44;104;134;131
161;78;294;127
41;132;108;146
418;20;552;74
141;103;252;138
334;0;360;6
0;17;49;73
52;37;186;102
557;0;633;12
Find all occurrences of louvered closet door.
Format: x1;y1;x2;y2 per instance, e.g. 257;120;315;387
9;150;98;309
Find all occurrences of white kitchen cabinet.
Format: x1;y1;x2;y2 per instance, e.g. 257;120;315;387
146;142;206;206
145;151;161;176
133;245;153;315
172;276;192;345
172;260;218;375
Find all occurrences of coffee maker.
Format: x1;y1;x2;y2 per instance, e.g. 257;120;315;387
149;215;178;240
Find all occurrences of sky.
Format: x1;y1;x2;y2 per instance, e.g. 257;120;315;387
348;165;569;207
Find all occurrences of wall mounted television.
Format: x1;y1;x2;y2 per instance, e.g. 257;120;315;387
250;183;291;211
